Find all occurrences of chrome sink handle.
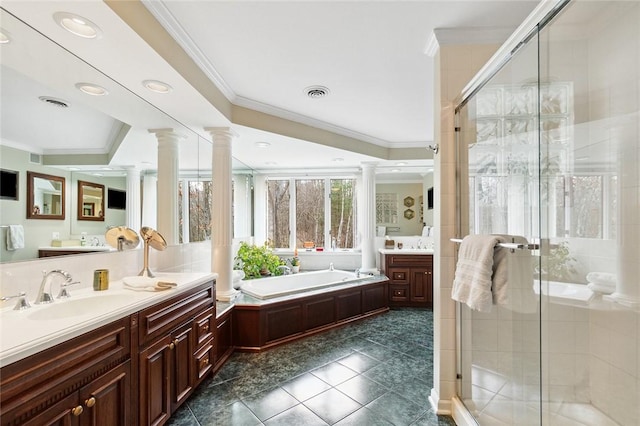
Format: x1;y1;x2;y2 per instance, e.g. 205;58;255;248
1;291;31;310
57;281;81;299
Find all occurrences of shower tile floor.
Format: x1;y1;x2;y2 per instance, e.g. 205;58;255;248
166;308;456;426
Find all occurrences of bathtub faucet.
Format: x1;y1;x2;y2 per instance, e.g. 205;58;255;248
277;265;292;275
329;262;334;271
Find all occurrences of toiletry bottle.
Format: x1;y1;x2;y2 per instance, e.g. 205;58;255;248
80;233;86;246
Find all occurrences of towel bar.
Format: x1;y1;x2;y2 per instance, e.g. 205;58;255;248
450;238;540;251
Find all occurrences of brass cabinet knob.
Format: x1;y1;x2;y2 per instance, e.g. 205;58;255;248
85;396;96;407
174;338;179;346
72;405;84;416
169;342;175;350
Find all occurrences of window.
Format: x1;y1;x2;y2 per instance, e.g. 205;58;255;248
376;193;398;224
267;177;357;250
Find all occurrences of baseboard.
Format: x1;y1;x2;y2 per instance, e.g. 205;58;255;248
452;396;479;426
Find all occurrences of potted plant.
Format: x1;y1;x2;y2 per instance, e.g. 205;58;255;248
234;242;285;279
290;257;300;273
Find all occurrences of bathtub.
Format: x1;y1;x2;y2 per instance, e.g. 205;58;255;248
240;269;363;300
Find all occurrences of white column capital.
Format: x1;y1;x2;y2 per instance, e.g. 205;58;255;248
148;128;186;143
204;127;239;141
360;161;379;171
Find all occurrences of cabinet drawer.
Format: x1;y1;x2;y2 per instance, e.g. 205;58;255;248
390;285;409;302
138;282;214;346
194;342;213;381
388;268;410;284
195;310;214;348
386;254;432;267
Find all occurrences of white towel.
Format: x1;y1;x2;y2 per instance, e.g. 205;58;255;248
586;272;616;294
492;234;536;313
6;225;24;250
123;276;177;292
452;235;505;313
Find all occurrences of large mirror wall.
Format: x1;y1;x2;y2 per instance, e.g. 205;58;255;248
0;8;253;263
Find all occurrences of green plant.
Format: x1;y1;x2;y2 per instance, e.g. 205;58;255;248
536;241;578;282
234;242;285;279
289;257;300;266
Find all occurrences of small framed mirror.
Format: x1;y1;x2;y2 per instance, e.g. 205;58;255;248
27;171;66;219
78;180;105;221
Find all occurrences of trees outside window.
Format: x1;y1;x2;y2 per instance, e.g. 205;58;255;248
267;177;356;250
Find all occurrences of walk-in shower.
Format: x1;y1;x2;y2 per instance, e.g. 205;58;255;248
454;0;639;424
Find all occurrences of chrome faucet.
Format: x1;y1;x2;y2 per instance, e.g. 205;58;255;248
1;291;31;310
329;262;334;271
277;265;292;275
91;237;100;246
36;270;72;304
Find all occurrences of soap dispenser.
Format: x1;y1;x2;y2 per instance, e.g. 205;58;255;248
80;232;87;246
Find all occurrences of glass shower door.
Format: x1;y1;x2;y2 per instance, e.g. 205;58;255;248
456;29;543;425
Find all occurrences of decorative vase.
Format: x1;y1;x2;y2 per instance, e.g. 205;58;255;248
292;265;300;274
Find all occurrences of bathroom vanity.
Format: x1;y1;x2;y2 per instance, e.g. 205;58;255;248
0;273;215;426
379;249;433;307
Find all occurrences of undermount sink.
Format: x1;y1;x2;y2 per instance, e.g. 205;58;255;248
28;294;135;320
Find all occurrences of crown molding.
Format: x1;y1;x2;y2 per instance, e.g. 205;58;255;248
141;0;236;102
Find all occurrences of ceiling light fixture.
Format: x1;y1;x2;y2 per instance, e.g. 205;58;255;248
332;157;344;162
396;161;408;166
304;85;330;99
53;12;101;39
75;82;108;96
143;80;172;94
391;168;401;173
255;141;271;148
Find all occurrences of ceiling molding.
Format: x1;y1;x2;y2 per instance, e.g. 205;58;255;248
141;0;236;103
433;27;517;46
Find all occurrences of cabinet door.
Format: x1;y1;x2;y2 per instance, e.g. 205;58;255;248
171;323;195;410
388;267;410;284
410;268;433;305
22;393;80;426
139;335;172;426
79;361;131;426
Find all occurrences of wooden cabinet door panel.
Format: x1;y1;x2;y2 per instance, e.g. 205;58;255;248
21;393;79;426
139;336;172;426
171;323;194;410
79;361;130;426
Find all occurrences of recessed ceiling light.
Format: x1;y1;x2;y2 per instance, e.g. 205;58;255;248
304;85;330;99
396;161;408;166
0;29;11;44
391;168;401;173
68;167;79;171
143;80;172;94
93;173;103;177
255;141;271;148
53;12;101;39
101;167;112;171
75;82;108;96
332;157;344;162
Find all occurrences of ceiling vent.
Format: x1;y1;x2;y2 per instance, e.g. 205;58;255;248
29;153;41;164
38;96;70;108
305;86;330;99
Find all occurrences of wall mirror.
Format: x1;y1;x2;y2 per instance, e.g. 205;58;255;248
77;180;105;221
27;171;65;220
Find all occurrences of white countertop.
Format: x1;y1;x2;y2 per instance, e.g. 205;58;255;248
378;248;434;254
0;272;217;367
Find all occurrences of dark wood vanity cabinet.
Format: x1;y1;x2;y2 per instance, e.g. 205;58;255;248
381;253;433;307
0;317;132;426
0;280;215;426
137;282;215;426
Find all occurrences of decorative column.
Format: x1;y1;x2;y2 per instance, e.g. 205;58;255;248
149;128;184;246
360;162;377;273
205;127;238;301
141;173;157;230
125;166;141;234
605;124;640;308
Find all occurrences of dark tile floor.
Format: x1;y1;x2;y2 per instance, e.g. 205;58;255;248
167;308;456;426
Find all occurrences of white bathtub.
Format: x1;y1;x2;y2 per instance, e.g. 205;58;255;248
240;269;362;300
